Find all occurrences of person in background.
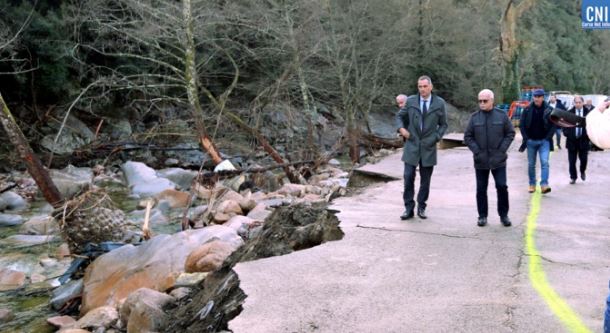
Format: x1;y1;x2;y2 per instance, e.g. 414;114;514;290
585;99;595;112
395;76;448;220
519;89;556;194
563;96;590;184
548;93;567;149
396;94;407;110
464;89;515;227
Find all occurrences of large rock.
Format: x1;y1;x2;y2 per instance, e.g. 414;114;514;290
40;114;94;155
120;288;175;333
0;234;59;248
51;279;84;311
0;308;14;323
157;168;197;190
0;213;24;227
0;191;27;212
74;306;118;331
19;215;58;235
0;268;26;291
50;165;93;199
185;240;238;273
121;161;176;197
81;225;242;314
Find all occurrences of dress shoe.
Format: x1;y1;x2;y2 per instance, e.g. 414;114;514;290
541;186;551;194
477;217;487;227
400;210;414;220
569;179;576;184
500;216;512;227
580;171;586;181
528;185;535;193
417;208;427;219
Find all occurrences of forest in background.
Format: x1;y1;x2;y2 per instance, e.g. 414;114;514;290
2;0;610;165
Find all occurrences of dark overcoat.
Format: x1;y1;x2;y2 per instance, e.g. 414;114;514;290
395;94;448;167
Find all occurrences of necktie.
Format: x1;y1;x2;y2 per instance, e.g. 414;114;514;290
576;109;582;138
421;100;427;130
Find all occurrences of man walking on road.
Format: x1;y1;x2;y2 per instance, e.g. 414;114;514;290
519;89;556;194
464;89;515;227
395;75;448;220
563;96;591;184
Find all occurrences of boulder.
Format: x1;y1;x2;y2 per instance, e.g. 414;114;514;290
0;213;24;227
0;235;59;248
154;189;191;208
121;161;176;197
80;225;242;314
75;306;118;331
120;288;175;333
19;215;58;235
185;240;238;273
0;308;14;323
49;165;93;199
51;279;84;311
157;168;197;190
0;268;26;291
0;191;27;212
47;315;77;329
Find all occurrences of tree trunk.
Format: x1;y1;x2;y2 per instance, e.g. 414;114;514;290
183;0;223;165
0;93;63;207
499;0;536;103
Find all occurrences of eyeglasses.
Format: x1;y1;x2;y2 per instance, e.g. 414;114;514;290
478;99;489;103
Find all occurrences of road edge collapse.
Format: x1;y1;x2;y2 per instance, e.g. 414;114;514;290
526;189;592;333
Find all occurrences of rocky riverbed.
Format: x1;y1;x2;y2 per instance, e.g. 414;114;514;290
0;152;386;332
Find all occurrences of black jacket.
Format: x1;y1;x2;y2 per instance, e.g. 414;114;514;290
464;107;515;170
518;101;556;151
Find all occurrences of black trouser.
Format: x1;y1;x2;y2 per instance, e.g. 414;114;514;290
475;167;508;218
568;139;589;180
403;162;434;212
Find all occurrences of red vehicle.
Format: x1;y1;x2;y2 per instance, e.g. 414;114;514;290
508;86;545;126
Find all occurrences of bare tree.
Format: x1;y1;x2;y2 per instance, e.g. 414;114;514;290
500;0;535;102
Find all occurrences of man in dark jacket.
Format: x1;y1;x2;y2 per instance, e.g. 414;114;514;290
464;89;515;227
563;96;591;184
519;89;556;194
395;76;448;220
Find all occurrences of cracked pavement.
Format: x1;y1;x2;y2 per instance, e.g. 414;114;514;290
230;139;610;333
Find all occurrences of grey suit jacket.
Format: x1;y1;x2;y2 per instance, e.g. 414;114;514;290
395;94;448;167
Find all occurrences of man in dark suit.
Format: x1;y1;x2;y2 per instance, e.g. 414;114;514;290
395;76;448;220
563;96;590;184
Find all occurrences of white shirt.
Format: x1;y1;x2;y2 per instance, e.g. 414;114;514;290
586;105;610;148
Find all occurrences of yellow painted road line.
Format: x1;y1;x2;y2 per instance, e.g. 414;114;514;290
526;190;592;333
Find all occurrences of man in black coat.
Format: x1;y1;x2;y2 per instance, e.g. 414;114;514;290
519;89;556;194
464;89;515;227
563;96;591;184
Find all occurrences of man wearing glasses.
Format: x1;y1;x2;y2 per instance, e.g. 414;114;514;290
395;76;447;220
464;89;515;227
518;89;556;194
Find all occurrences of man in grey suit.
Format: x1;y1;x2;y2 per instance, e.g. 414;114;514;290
395;76;448;220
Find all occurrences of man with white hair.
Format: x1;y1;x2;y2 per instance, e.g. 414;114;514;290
396;94;407;109
464;89;515;227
